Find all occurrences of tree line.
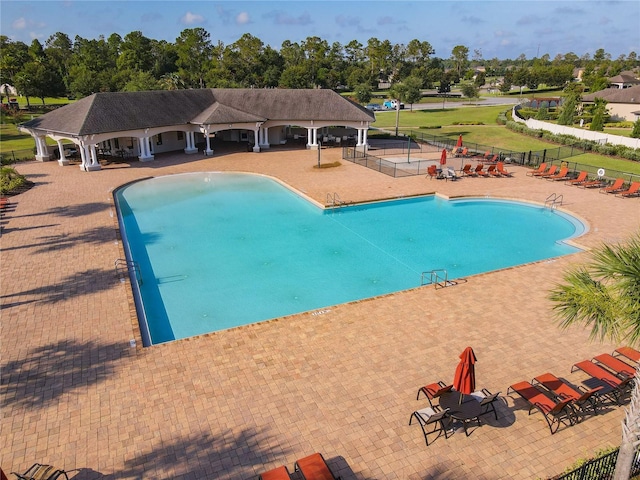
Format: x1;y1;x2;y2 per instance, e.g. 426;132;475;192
1;28;638;105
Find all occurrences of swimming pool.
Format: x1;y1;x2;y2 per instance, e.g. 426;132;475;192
115;172;585;345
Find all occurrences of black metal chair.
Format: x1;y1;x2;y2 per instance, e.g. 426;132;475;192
470;388;502;420
409;406;451;446
11;464;69;480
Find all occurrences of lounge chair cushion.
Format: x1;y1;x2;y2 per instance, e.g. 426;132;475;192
295;453;340;480
259;465;290;480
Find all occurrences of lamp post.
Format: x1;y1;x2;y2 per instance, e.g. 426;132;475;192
394;99;400;137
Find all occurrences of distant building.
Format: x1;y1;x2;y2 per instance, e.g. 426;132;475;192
607;72;640;89
582;84;640;121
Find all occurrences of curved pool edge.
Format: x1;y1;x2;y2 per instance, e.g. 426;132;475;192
111;172;590;347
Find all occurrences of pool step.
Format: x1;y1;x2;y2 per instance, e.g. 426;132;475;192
115;258;143;286
422;269;457;289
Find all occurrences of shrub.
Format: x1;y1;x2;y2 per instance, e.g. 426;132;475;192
0;166;28;195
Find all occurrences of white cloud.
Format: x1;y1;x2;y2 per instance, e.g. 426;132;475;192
181;11;204;25
236;12;250;25
263;10;312;26
335;15;360;28
13;17;27;29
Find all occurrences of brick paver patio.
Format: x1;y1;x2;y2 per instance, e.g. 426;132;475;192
2;145;640;479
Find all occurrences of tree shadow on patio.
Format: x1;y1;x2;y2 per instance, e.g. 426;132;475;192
109;429;295;480
1;339;129;410
0;267;121;308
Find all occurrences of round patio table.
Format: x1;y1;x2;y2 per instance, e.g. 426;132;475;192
439;391;482;436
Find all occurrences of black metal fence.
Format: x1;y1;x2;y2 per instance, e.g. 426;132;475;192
342;144;434;177
1;148;35;164
344;131;639;184
400;129;587;165
552;447;640;480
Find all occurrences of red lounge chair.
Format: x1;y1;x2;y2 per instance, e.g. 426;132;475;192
532;372;601;415
496;162;512;177
487;164;500;177
566;171;588;185
416;381;453;407
481;151;491;162
616;181;640;198
259;465;291;480
426;165;439;180
486;154;498;164
527;162;547;176
592;353;636;379
571;360;633;403
614;346;640;363
294;453;340;480
537;165;558;178
507;381;576;434
548;167;569;181
461;164;476;176
600;178;625;194
475;164;489;177
580;178;608;189
460;147;469;157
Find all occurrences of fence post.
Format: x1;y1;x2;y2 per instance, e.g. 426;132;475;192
542;149;547;164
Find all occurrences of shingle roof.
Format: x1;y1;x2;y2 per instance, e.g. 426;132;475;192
607;73;640;85
582;85;640;104
22;89;375;136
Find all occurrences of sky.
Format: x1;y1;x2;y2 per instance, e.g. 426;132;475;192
1;0;639;60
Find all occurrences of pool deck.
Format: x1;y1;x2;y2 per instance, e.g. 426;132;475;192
2;146;640;479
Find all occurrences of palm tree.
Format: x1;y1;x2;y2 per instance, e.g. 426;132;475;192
549;231;640;479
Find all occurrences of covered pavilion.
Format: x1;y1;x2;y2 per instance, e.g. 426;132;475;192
19;88;375;171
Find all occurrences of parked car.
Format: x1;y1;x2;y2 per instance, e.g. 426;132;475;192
365;103;383;111
383;100;405;110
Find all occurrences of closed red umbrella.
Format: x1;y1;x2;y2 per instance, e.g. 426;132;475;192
453;346;477;395
456;134;463;148
440;148;447;166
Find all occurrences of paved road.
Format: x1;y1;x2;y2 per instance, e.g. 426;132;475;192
405;96;520;110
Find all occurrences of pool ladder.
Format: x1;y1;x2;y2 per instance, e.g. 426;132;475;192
326;192;344;208
115;258;143;286
545;193;563;210
421;269;457;289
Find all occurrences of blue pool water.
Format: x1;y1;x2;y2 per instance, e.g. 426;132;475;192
115;172;585;345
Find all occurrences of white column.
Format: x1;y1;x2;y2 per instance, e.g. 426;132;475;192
183;130;192;152
34;136;51;162
56;140;69;166
138;136;154;161
84;144;101;171
79;145;89;171
307;128;319;149
204;128;213;156
259;127;270;150
184;131;198;154
362;128;368;147
253;126;261;152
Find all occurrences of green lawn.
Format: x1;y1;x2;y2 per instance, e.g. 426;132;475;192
372;105;508;129
371;106;640;175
